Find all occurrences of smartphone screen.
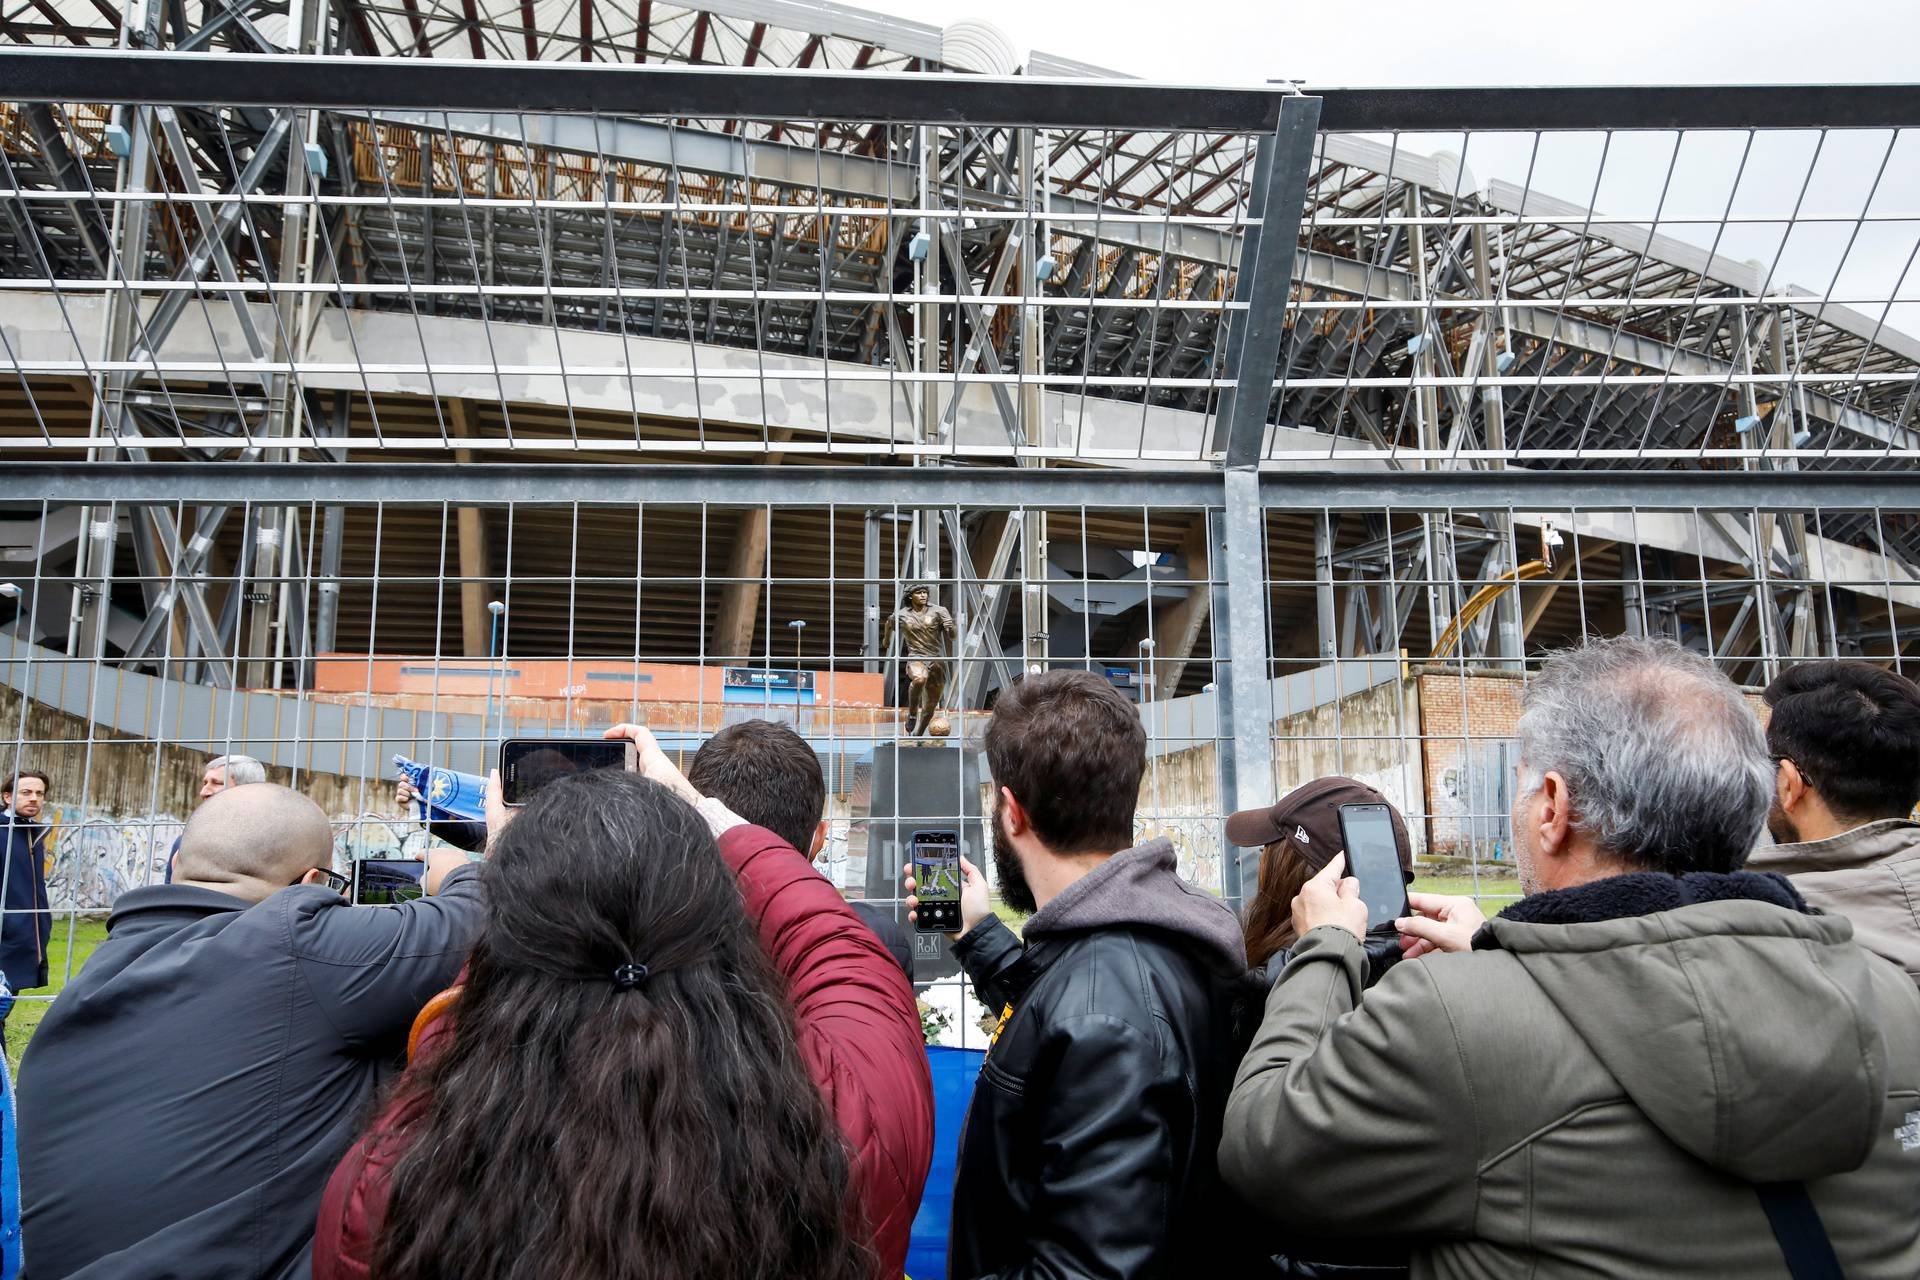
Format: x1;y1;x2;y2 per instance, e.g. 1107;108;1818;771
353;858;427;906
911;828;962;934
1337;803;1410;930
499;738;635;806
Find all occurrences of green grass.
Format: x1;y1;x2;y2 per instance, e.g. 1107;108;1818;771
6;915;109;1070
1413;874;1523;909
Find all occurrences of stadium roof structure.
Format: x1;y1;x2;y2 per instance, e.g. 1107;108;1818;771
2;0;1919;703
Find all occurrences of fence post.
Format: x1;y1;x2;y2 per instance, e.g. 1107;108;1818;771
1212;94;1321;903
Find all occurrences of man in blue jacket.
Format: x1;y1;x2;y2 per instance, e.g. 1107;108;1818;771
18;781;484;1279
0;772;51;1004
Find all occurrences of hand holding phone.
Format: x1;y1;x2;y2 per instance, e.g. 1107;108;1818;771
1290;852;1368;939
499;737;638;806
353;858;428;906
602;723;702;808
908;829;962;934
1336;802;1412;930
1397;892;1487;958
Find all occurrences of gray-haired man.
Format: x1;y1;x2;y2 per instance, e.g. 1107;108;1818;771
165;754;269;884
199;754;267;800
1221;636;1920;1277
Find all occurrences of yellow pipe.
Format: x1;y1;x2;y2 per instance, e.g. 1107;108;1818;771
1431;559;1550;659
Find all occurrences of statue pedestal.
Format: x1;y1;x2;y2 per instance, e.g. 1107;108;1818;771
863;741;984;983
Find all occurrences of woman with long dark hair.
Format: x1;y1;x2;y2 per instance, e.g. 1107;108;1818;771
312;746;930;1280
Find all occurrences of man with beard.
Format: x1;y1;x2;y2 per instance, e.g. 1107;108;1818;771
1746;660;1920;992
1221;638;1920;1276
0;769;52;1004
905;669;1259;1279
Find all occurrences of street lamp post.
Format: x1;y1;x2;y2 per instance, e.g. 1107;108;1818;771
486;600;506;748
787;619;808;722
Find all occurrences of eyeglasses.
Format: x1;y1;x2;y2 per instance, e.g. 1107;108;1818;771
298;867;351;895
1771;755;1813;783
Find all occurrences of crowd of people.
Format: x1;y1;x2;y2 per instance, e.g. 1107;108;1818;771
1;639;1917;1277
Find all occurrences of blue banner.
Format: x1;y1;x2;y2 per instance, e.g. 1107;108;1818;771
722;667;817;705
392;754;489;824
906;1045;985;1280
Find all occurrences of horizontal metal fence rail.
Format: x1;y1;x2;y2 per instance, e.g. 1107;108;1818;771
9;51;1920;132
3;462;1920;510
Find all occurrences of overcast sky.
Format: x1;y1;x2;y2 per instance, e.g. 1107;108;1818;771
874;0;1920;332
878;0;1920;87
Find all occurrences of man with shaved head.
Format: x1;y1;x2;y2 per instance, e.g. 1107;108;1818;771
18;783;485;1279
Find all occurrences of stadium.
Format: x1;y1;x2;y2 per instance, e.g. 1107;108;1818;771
0;2;1917;981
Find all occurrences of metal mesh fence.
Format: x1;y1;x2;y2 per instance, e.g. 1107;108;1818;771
0;44;1917;1041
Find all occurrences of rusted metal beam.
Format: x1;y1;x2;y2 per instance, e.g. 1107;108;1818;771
395;0;431;57
459;0;484;57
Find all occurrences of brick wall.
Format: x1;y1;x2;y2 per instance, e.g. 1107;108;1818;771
1417;670;1524;860
1416;669;1771;860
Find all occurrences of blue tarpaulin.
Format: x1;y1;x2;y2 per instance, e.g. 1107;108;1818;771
905;1045;985;1280
0;982;20;1279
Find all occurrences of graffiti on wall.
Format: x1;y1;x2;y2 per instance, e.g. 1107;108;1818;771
43;811;182;910
330;814;432;869
34;805;438;910
1431;740;1519;861
1137;815;1222;894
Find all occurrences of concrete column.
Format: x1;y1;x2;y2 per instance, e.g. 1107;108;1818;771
711;428;792;661
1150;515;1212;698
448;398;493;656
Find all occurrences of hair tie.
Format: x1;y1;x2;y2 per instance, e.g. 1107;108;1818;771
611;962;649;991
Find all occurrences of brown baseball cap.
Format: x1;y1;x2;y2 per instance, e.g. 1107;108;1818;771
1224;776;1413;875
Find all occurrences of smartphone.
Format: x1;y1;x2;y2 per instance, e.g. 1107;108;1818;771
353;857;427;907
1337;803;1411;930
499;738;637;806
911;828;962;934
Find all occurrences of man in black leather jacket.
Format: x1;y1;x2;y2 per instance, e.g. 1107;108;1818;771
908;670;1264;1279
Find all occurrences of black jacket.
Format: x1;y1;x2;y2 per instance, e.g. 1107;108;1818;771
0;815;50;993
948;838;1263;1279
1263;923;1405;987
850;899;914;982
18;864;484;1278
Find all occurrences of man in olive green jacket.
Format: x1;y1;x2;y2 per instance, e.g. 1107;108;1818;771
1222;638;1920;1278
1745;660;1920;992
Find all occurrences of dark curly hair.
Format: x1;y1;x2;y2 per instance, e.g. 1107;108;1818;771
370;769;869;1280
